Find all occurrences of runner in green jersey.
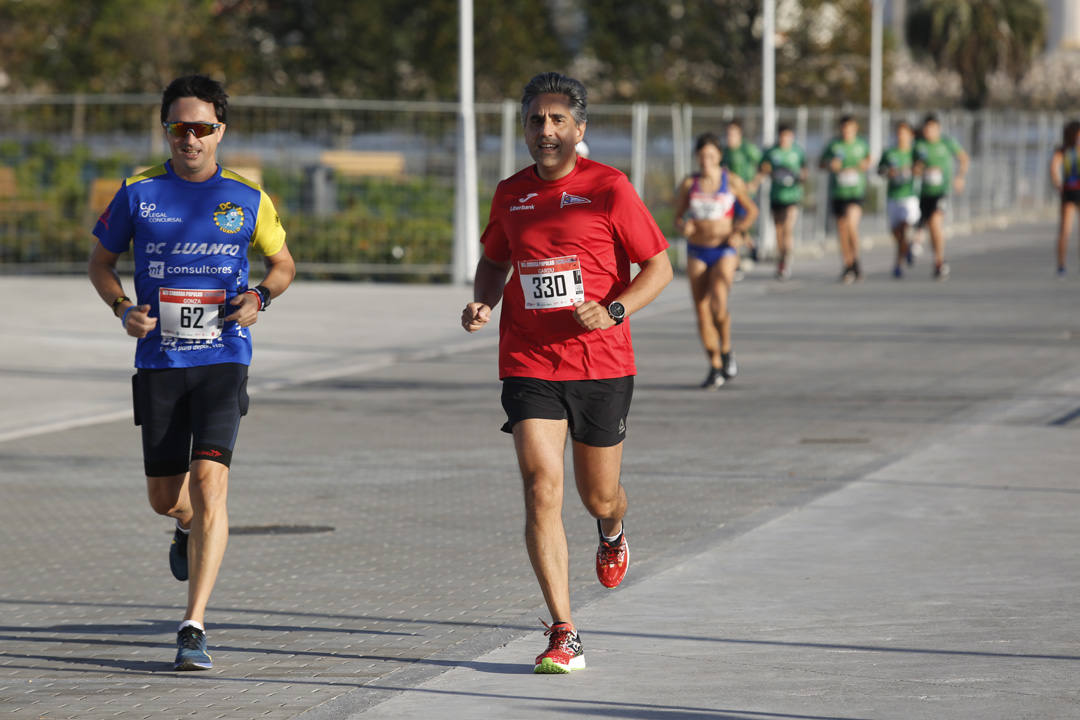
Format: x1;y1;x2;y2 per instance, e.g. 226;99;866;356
819;115;871;283
722;120;763;267
914;114;968;279
756;124;806;280
878;120;920;279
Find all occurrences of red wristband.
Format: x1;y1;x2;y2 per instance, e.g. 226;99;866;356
244;288;263;311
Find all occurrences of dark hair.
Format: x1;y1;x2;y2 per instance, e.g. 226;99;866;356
839;114;856;126
1063;120;1080;148
922;113;940;128
695;132;722;153
726;119;743;131
520;72;587;127
161;75;228;123
896;120;913;133
777;123;793;135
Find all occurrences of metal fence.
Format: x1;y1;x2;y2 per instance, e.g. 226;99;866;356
0;94;1064;278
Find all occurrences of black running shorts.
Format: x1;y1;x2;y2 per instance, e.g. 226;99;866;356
831;197;863;218
500;376;634;448
918;195;947;225
132;363;249;476
1064;189;1080;206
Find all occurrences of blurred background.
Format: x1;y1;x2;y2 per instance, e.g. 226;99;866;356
0;0;1073;280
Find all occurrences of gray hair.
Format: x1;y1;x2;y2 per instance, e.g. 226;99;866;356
520;72;588;128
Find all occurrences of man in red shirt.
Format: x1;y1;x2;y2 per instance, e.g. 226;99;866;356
461;72;673;674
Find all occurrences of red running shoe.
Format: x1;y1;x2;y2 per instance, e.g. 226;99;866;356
534;620;586;674
596;531;629;588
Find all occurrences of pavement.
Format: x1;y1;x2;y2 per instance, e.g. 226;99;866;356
2;221;1079;719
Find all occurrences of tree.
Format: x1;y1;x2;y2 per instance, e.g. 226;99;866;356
906;0;1046;109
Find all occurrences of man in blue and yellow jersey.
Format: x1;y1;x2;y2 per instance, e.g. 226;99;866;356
88;75;296;671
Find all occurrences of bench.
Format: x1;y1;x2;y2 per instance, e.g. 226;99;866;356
0;166;52;237
319;150;406;179
89;177;121;218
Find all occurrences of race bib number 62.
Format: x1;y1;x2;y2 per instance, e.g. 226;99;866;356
158;287;226;340
518;255;585;310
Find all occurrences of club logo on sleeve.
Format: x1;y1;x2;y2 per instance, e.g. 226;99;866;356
148;260;165;279
213;202;245;233
560;192;591;208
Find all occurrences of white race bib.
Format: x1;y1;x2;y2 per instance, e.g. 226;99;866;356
158;287;226;340
518;255;585;310
924;167;944;186
838;169;862;187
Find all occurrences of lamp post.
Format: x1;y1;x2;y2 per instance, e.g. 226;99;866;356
453;0;480;284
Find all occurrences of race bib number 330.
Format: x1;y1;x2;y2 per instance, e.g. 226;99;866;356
158;287;226;340
518;255;585;310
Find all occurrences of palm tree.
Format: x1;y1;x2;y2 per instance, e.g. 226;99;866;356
906;0;1046;109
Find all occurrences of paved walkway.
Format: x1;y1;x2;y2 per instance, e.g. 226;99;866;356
2;221;1079;719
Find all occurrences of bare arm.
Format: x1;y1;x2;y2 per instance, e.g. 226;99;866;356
88;240;157;337
223;242;298;326
754;161;772;189
461;253;512;332
729;175;759;233
572;248;673;331
672;177;694;236
953;149;970;193
1051;150;1065;191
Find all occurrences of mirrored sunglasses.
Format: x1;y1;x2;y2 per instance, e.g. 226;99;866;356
162;121;222;138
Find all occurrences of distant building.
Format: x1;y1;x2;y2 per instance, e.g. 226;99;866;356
1046;0;1080;52
888;0;1074;54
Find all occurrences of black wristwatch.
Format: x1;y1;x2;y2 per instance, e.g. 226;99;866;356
253;284;271;310
607;301;626;325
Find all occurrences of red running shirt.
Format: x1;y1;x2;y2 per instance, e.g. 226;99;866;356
481;157;669;381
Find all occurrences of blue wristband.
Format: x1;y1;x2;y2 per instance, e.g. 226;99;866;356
121;305;135;328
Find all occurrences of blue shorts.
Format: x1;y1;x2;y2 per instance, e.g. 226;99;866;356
687;242;737;268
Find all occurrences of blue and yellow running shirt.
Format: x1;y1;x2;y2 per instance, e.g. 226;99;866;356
93;161;286;369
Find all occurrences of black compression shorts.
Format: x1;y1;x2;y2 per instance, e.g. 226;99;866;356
500;376;634;447
831;198;863;218
132;363;249;476
918;195;947;226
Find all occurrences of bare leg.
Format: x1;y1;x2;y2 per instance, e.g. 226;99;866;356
836;213;853;268
779;206;798;261
1057;201;1075;269
514;419;573;625
714;254;738;354
572;441;626;538
893;224;908;269
184;460;229;625
688;258;721;368
928;210;946;266
846;204;863;268
147;473;193;528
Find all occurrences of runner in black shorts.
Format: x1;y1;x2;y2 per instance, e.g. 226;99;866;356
831;198;863;218
501;377;634;447
462;72;672;674
134;363;250;475
820;116;871;283
1051;119;1080;276
88;75;295;671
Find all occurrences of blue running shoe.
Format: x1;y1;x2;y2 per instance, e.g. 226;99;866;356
1057;266;1066;279
893;265;903;279
174;625;212;670
170;526;188;581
